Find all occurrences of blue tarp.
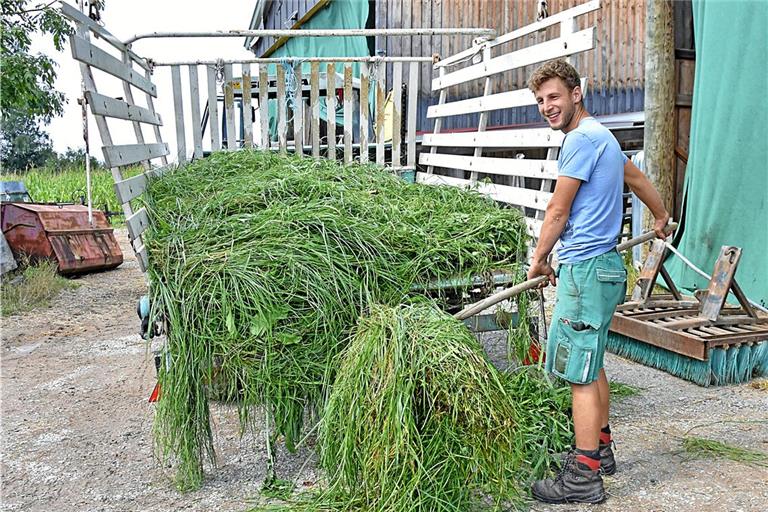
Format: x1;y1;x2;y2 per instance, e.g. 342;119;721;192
265;0;370;138
666;0;768;307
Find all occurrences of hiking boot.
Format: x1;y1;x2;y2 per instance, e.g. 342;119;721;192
533;451;606;504
599;441;616;476
554;443;617;475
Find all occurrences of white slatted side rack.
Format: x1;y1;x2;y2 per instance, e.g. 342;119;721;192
419;0;600;242
61;2;171;273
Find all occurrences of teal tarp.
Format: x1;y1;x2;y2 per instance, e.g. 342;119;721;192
666;0;768;307
266;0;370;138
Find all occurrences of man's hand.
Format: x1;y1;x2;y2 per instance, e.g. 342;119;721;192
527;258;556;287
654;212;671;240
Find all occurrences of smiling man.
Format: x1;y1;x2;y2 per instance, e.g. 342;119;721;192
526;59;669;504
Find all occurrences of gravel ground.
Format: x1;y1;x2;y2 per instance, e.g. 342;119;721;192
1;230;766;511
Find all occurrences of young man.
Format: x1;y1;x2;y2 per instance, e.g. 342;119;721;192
526;59;670;504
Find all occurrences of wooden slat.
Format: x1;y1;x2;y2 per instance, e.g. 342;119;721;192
359;62;370;163
419;153;559;179
103;143;169;168
277;65;287;154
525;217;544;239
426;67;447;174
471;60;493;182
428;88;536;119
71;15;134;226
114;172;148;204
143;68;168;166
125;208;150;242
223;64;237;149
392;62;402;167
188;65;204;159
343;64;353;164
427;79;585;119
113;165;169;204
134;243;148;272
69;35;156;96
700;246;742;320
406;62;419;169
206;66;221;151
258;64;270;149
293;65;304;156
310;62;321;158
60;3;151;71
375;61;387;165
415;172;551;211
432;28;596;91
119;51;149;171
241;64;254;148
423;128;564;148
85;91;161;125
435;0;600;68
326;63;337;160
170;65;186;162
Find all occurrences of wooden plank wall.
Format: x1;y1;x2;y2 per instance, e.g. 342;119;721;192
377;0;646;130
673;0;695;222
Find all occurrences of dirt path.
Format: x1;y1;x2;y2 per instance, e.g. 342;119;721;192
1;230;766;511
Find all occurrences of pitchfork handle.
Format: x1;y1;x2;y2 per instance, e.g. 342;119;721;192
453;222;678;321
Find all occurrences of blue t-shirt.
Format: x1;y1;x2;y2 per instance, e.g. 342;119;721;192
556;117;627;263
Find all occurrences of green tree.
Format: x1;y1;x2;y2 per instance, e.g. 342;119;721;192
1;0;72;122
0;110;55;171
1;1;72;170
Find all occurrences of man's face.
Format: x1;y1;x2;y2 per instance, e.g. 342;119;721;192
534;78;582;132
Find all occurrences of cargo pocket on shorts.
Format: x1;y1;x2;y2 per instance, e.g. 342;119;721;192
550;319;599;384
597;267;627;305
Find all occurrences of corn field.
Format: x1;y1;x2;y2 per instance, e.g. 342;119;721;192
1;166;140;216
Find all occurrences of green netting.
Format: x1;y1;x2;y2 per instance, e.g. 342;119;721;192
666;0;768;307
264;0;371;138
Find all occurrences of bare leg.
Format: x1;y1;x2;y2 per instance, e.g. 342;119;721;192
571;380;602;451
597;368;610;428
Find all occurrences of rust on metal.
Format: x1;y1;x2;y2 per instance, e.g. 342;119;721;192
1;203;123;275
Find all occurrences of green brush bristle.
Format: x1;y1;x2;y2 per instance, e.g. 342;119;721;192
752;342;768;376
607;333;768;387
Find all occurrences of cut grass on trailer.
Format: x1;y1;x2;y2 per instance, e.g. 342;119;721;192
143;151;532;491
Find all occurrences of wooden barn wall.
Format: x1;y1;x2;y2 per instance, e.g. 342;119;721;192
375;0;647;132
250;1;647;132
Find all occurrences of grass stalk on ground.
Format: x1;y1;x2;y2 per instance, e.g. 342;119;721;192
681;436;768;467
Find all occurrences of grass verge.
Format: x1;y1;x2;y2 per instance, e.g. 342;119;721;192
1;259;77;316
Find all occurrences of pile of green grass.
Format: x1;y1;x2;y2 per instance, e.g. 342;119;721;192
143;150;530;490
315;301;571;511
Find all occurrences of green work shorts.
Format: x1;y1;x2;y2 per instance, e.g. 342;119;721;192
545;249;627;384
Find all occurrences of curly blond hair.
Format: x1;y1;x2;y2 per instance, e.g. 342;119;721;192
528;59;581;93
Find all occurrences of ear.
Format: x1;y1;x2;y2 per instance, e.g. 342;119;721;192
572;85;583;105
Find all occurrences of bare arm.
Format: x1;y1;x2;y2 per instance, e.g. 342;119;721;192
624;159;671;238
527;176;582;286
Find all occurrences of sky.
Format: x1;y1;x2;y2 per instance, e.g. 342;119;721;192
34;0;257;160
